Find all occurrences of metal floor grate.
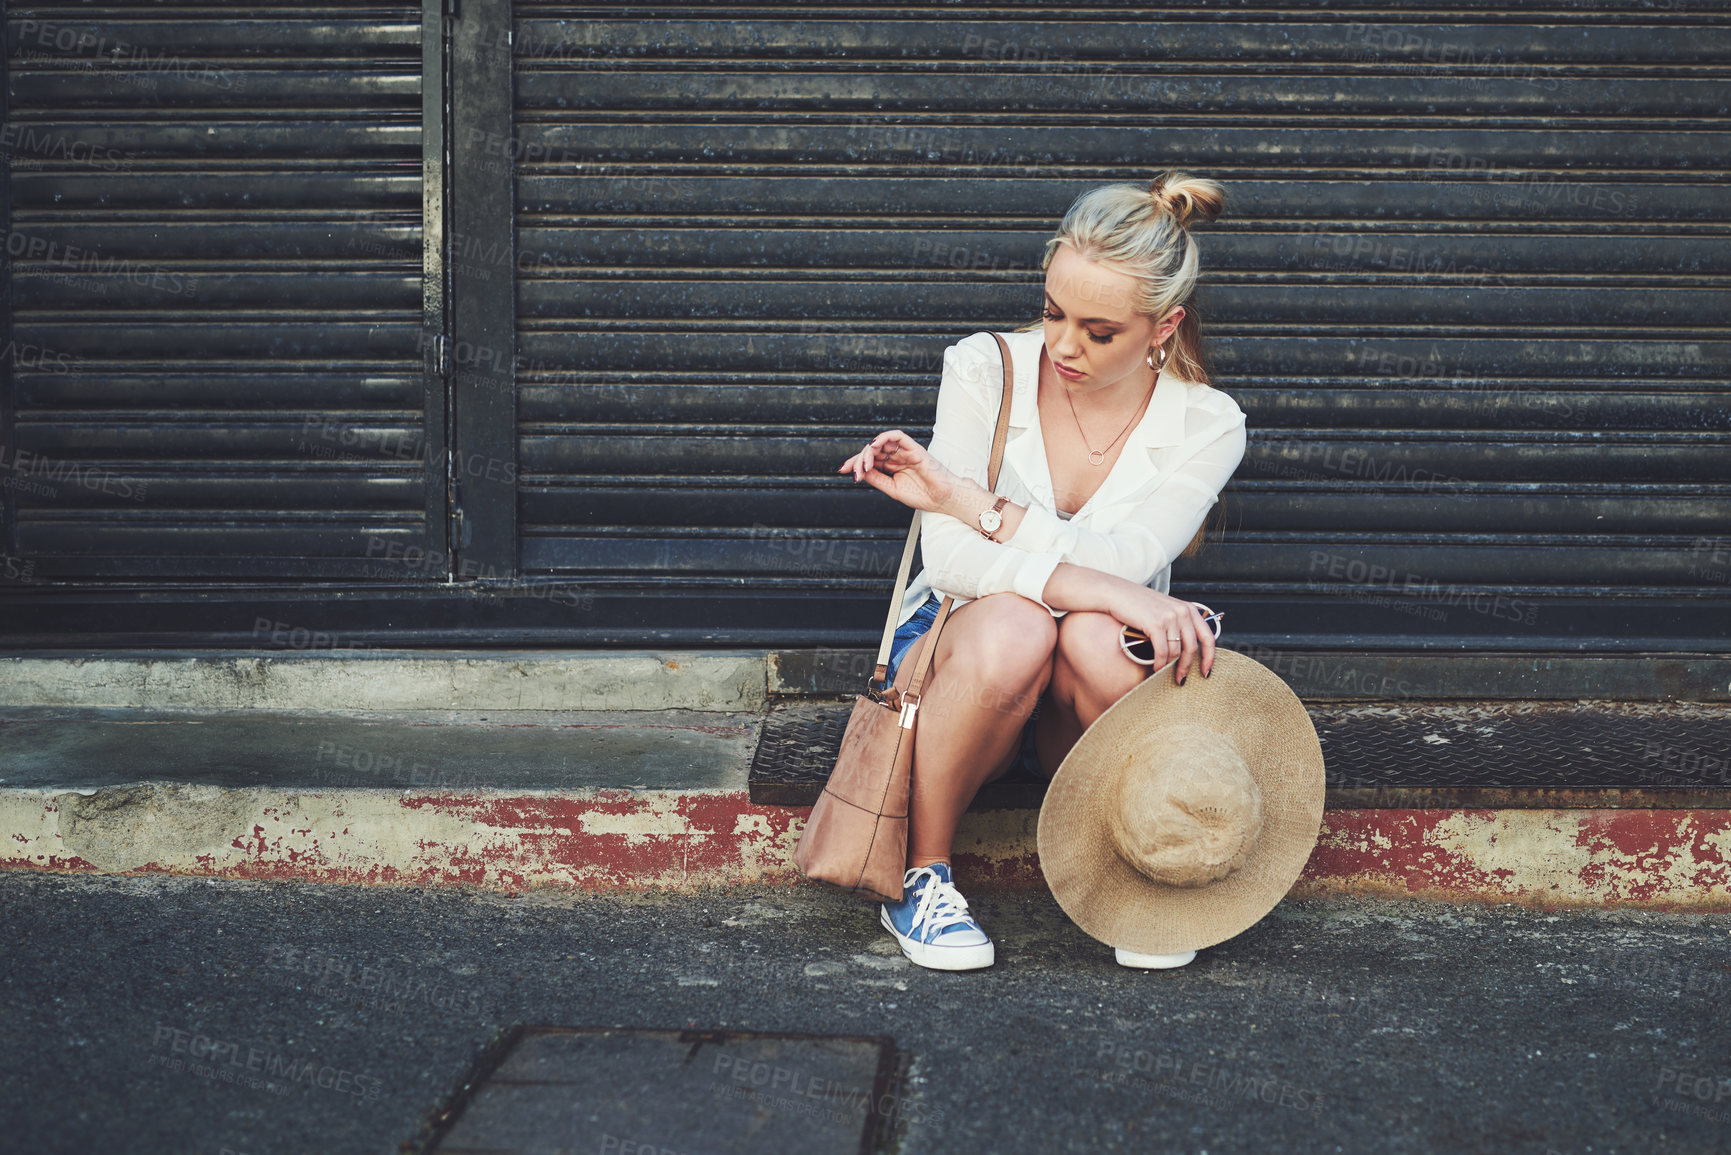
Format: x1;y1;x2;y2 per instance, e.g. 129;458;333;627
749;698;1731;810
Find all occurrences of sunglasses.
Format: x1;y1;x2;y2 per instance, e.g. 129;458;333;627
1119;602;1224;666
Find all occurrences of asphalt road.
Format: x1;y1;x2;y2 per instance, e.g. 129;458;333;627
2;872;1728;1155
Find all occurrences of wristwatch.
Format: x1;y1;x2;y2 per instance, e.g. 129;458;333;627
976;495;1009;540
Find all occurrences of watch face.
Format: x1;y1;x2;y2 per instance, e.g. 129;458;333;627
980;509;1002;532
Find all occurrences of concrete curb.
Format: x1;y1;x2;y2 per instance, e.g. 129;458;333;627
0;652;771;712
13;651;1731;711
4;784;1728;910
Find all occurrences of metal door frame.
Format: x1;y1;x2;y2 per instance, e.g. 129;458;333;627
443;0;517;582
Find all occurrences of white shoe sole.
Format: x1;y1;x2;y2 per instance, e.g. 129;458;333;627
1115;947;1197;969
880;907;995;971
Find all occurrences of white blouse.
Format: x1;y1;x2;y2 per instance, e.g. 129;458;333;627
895;327;1248;629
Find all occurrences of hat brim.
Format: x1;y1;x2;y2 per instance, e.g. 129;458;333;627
1036;648;1325;955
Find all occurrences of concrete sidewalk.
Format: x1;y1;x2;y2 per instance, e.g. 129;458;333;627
2;872;1729;1154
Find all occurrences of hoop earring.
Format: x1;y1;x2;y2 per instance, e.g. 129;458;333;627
1146;344;1169;372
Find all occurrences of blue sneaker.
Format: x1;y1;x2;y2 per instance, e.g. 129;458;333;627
879;862;995;971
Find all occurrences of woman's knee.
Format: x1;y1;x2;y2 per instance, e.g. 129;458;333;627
943;593;1056;681
1053;611;1144;701
1054;610;1124;668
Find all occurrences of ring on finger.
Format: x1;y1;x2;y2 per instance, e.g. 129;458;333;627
1118;626;1176;667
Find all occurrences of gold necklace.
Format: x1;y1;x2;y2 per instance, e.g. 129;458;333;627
1062;373;1156;467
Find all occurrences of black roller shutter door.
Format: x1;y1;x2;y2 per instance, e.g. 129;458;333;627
2;2;445;581
509;5;1730;652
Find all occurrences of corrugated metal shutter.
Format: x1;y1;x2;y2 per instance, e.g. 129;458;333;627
509;7;1730;649
2;4;443;580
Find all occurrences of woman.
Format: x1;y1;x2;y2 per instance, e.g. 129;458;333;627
837;172;1248;972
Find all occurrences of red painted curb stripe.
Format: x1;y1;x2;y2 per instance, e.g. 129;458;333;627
4;790;1728;910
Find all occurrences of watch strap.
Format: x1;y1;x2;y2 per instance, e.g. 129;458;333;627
977;495;1008;538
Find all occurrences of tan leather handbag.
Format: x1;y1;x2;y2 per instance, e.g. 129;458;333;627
793;333;1015;902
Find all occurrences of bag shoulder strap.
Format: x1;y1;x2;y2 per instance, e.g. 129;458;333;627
870;332;1015;698
985;331;1014;491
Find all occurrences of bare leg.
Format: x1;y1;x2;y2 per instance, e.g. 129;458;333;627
1032;610;1149;779
905;594;1057;868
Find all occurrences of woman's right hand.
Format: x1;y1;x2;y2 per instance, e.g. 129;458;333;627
1111;585;1218;684
838;429;961;514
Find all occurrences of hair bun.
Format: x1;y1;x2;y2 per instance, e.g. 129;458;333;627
1149;171;1225;228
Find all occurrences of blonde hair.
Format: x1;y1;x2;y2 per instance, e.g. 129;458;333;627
1020;170;1225;382
1018;171;1231;557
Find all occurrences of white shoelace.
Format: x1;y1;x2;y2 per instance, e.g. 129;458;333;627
905;867;976;939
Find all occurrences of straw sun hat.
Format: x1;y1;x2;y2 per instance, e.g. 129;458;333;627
1036;648;1326;957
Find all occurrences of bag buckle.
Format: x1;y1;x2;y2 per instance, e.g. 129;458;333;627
897;691;921;729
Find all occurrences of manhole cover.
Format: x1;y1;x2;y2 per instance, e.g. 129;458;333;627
425;1026;897;1155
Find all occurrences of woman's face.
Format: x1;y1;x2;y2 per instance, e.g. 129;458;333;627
1042;242;1183;396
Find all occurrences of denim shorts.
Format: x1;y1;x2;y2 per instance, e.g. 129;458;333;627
885;592;943;687
884;592;1047;781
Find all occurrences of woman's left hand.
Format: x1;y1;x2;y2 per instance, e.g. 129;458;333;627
838;430;959;513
